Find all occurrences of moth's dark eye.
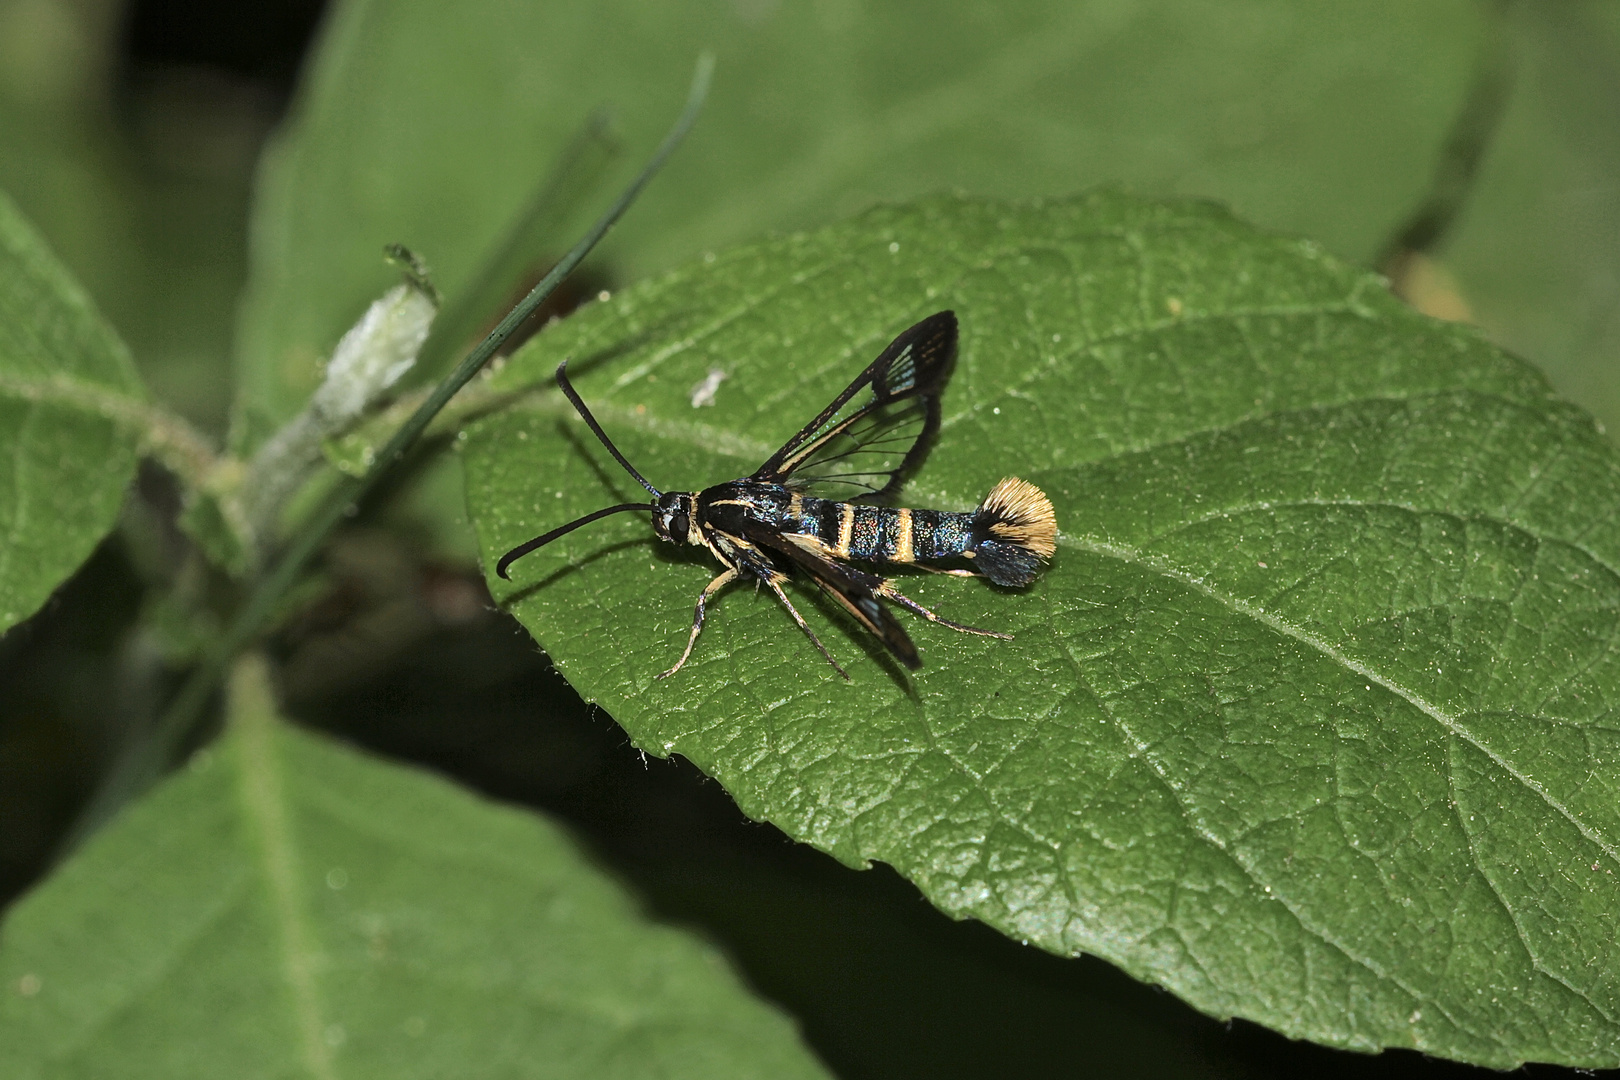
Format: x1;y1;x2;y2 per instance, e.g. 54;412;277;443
668;511;689;539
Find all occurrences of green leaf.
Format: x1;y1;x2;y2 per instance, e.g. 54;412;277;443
234;0;1487;438
0;188;146;635
0;656;829;1080
461;193;1620;1069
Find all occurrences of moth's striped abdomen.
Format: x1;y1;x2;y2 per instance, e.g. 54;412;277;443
790;499;970;563
783;477;1056;587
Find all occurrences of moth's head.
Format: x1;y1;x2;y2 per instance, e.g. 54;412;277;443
651;492;699;545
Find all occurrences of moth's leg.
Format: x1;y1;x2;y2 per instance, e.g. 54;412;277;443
876;581;1013;640
657;568;739;679
761;572;850;681
916;565;978;578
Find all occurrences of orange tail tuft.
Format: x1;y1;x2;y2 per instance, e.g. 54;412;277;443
971;477;1057;587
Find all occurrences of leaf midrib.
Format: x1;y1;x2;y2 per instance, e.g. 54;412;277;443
232;663;336;1080
506;286;1513;516
511;378;1568;517
1155;494;1620;609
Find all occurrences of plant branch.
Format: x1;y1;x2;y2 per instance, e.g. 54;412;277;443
58;52;714;851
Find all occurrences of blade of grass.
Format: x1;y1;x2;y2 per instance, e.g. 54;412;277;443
60;53;715;854
418;107;617;379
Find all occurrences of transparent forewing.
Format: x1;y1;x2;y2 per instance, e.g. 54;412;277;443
754;311;957;502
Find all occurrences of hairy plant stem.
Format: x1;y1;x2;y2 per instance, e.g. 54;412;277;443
59;53;714;853
0;371;220;494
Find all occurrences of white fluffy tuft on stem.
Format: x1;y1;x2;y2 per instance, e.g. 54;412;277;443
311;283;436;425
244;280;437;549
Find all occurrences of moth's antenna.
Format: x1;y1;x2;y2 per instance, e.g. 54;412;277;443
555;360;661;497
496;502;651;580
495;361;664;579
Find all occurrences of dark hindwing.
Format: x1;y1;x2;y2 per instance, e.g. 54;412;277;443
740;521;921;670
752;311;956;502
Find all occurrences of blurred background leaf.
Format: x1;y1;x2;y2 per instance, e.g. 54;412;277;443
0;189;146;634
235;0;1500;439
0;656;831;1079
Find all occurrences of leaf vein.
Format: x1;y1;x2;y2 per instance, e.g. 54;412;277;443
1063;653;1471;1038
1065;533;1620;870
1445;745;1617;1026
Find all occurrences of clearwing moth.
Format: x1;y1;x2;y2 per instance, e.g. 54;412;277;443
497;311;1057;679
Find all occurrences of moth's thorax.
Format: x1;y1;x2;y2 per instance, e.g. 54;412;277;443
652;491;700;546
696;480;796;535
